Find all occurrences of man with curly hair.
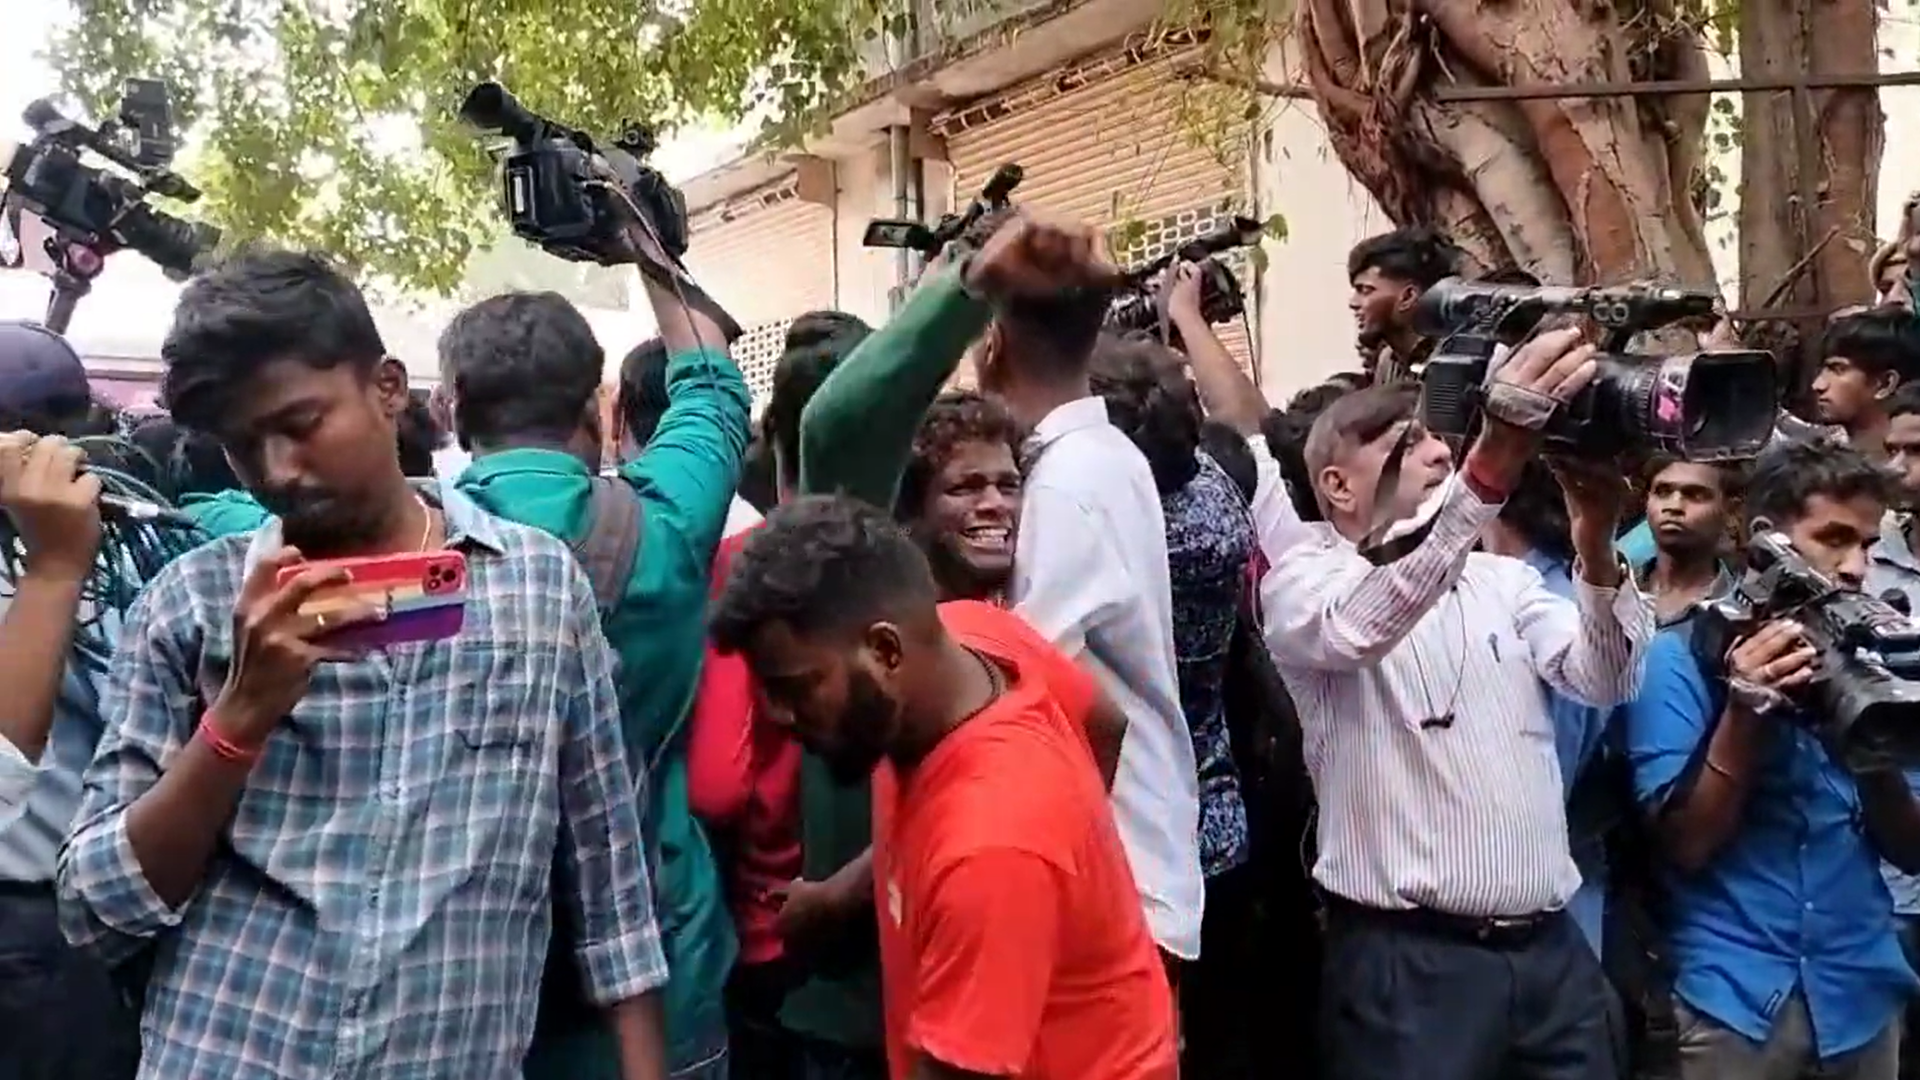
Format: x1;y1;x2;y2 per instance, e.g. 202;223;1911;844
894;391;1025;603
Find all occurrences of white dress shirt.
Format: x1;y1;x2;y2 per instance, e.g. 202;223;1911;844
1012;396;1204;959
0;735;38;836
1260;475;1654;917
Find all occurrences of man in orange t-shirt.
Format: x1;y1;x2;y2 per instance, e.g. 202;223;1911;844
711;495;1177;1080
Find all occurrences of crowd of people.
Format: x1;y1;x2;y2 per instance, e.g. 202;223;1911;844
5;180;1920;1080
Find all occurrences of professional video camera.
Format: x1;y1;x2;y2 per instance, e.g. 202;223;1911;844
1413;276;1778;461
1694;531;1920;772
1;79;220;331
863;164;1024;255
459;82;740;341
1106;216;1263;335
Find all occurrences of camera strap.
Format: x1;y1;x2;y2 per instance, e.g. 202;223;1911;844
1358;424;1423;563
1482;382;1562;431
631;253;744;345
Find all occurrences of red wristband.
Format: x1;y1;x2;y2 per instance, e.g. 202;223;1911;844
198;714;262;766
1461;453;1513;503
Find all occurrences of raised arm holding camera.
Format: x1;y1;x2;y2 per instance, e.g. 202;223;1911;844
439;97;750;1080
1623;439;1920;1080
1260;325;1653;1080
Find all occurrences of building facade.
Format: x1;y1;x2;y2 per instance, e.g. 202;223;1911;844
674;0;1394;406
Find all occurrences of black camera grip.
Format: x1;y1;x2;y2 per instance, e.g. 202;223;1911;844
631;253;744;345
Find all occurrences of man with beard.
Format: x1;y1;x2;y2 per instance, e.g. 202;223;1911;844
1346;227;1460;384
710;495;1177;1080
1635;457;1737;624
758;214;1122;1080
894;391;1023;603
1808;306;1920;462
57;249;671;1079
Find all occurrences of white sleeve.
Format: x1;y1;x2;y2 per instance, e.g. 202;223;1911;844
0;735;39;836
1246;434;1313;565
1259;475;1502;671
1509;557;1656;708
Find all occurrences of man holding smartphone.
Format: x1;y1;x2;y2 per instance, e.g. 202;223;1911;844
55;249;672;1080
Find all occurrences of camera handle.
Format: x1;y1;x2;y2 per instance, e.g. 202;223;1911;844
41;239;107;336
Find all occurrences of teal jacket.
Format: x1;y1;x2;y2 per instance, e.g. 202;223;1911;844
458;345;751;1077
178;490;271;538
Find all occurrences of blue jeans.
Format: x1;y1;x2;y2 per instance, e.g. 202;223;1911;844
0;886;140;1080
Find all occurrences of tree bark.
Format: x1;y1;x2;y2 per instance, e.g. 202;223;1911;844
1298;0;1716;289
1735;0;1881;330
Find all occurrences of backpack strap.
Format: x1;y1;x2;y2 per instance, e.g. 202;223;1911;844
572;477;645;614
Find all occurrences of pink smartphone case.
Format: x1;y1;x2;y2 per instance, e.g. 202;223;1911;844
278;551;468;650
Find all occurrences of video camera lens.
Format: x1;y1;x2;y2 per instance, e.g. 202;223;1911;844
459;83;542;143
117;202;219;280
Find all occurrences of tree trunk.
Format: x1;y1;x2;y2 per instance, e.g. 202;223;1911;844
1297;0;1718;290
1735;0;1881;366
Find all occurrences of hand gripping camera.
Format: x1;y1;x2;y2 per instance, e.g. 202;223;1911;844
459;82;740;341
1105;216;1263;339
1413;276;1779;462
2;79;221;330
1694;531;1920;772
863;164;1025;255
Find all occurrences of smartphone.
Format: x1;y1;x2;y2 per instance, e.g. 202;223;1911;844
276;550;468;650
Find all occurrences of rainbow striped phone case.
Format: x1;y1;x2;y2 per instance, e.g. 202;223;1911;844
277;551;468;650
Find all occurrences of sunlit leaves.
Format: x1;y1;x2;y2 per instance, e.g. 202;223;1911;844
44;0;905;294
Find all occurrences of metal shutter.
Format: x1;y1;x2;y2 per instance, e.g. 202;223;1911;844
686;179;838;402
935;47;1257;376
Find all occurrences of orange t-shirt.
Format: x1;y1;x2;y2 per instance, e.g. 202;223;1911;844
870;602;1177;1080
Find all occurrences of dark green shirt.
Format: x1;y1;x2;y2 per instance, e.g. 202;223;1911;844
782;267;990;1047
458;345;752;1077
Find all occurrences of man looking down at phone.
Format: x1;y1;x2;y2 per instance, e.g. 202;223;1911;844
55;249;671;1080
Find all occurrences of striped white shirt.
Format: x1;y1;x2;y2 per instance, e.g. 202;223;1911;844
1258;476;1654;917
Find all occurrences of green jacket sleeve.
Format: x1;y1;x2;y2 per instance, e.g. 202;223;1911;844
796;267;990;504
620;346;753;580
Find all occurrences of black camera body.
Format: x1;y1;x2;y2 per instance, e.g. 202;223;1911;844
1107;254;1246;333
1106;216;1262;338
1694;531;1920;772
460;82;740;341
1414;276;1778;462
461;83;687;266
2;79;218;282
863;164;1024;256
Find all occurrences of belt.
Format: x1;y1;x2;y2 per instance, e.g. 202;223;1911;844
1323;893;1558;948
0;879;53;898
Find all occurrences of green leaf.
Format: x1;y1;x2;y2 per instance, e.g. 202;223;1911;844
43;0;921;294
1261;212;1289;241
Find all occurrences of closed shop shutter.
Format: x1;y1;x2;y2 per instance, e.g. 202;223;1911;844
935;42;1258;377
686;177;837;401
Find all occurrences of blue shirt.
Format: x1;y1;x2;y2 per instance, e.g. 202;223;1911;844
1865;510;1920;916
56;484;668;1080
1162;453;1253;878
1624;631;1916;1058
0;548;168;883
1521;550;1613;955
0;634;110;883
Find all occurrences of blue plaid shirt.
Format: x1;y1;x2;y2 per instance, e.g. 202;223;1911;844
55;484;668;1079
